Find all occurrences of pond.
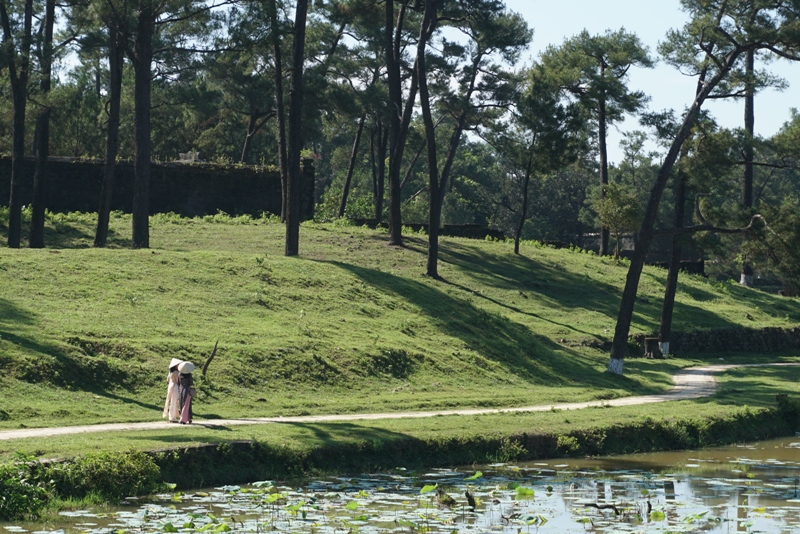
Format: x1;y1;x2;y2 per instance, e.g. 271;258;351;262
4;436;800;533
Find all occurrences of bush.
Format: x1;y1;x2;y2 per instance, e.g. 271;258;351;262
46;451;161;501
0;458;50;521
776;394;800;427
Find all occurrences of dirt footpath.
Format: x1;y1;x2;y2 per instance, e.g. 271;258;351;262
1;362;797;441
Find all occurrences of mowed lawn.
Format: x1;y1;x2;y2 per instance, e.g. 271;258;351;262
0;210;798;430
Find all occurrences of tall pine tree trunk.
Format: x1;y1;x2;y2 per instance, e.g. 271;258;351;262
131;3;154;249
338;114;366;218
29;0;55;249
2;0;33;249
95;23;125;247
657;169;687;357
417;0;441;277
740;49;755;286
607;54;739;375
241;113;258;164
385;0;403;245
270;0;289;223
374;121;388;221
514;156;534;255
284;0;308;256
598;88;610;256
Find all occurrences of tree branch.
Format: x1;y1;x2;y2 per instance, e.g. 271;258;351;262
654;195;766;237
155;1;235;25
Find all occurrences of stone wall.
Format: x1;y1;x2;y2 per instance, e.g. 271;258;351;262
350;219;506;240
633;327;800;355
0;156;314;220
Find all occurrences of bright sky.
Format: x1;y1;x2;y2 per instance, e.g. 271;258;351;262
504;0;800;164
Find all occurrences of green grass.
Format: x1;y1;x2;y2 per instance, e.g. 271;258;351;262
0;210;799;431
1;363;797;464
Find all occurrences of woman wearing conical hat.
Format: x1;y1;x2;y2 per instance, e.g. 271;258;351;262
162;358;183;423
177;361;196;424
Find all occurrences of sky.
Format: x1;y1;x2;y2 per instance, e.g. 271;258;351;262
503;0;800;164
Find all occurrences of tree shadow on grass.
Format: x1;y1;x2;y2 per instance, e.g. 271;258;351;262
704;365;800;408
439;242;638;321
0;215;128;249
0;297;36;325
91;391;162;412
125;421;407;447
274;421;409;446
0;298;163;416
318;260;657;395
439;241;748;336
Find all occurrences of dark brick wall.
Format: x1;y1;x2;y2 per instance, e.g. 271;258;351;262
630;327;800;355
350;219;506;240
0;156;314;219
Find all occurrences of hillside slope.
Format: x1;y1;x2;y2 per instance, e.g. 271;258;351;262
0;211;798;429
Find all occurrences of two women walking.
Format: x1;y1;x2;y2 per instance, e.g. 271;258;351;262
162;359;195;424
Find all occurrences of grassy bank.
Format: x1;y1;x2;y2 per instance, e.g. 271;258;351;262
1;366;798;519
1;211;799;430
2;362;797;463
1;210;800;520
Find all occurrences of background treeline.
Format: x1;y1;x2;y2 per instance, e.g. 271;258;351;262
1;1;799;288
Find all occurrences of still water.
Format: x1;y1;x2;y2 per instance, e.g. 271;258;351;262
5;437;800;533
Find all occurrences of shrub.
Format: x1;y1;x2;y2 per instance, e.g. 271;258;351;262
556;435;581;455
487;437;528;463
46;451;161;501
0;458;50;521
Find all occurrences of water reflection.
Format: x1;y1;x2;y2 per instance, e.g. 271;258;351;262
4;437;800;533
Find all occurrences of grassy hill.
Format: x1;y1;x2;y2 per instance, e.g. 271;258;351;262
1;210;799;430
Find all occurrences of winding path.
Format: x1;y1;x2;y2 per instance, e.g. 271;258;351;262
1;363;797;441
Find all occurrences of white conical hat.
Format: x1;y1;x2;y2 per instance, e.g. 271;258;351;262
177;361;195;374
169;358;184;370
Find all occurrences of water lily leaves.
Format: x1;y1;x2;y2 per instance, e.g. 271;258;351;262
419;484;438;494
284;501;305;513
39;439;800;533
263;492;284;504
344;501;359;511
515;486;535;498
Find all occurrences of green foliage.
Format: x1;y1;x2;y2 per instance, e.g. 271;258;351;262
487;437;527;463
540;28;653;127
45;451;162;501
556;435;581;455
594;182;643;259
0;456;50;521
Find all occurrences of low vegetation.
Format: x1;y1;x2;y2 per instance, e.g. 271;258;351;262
1;365;798;520
0;212;799;519
0;211;798;431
